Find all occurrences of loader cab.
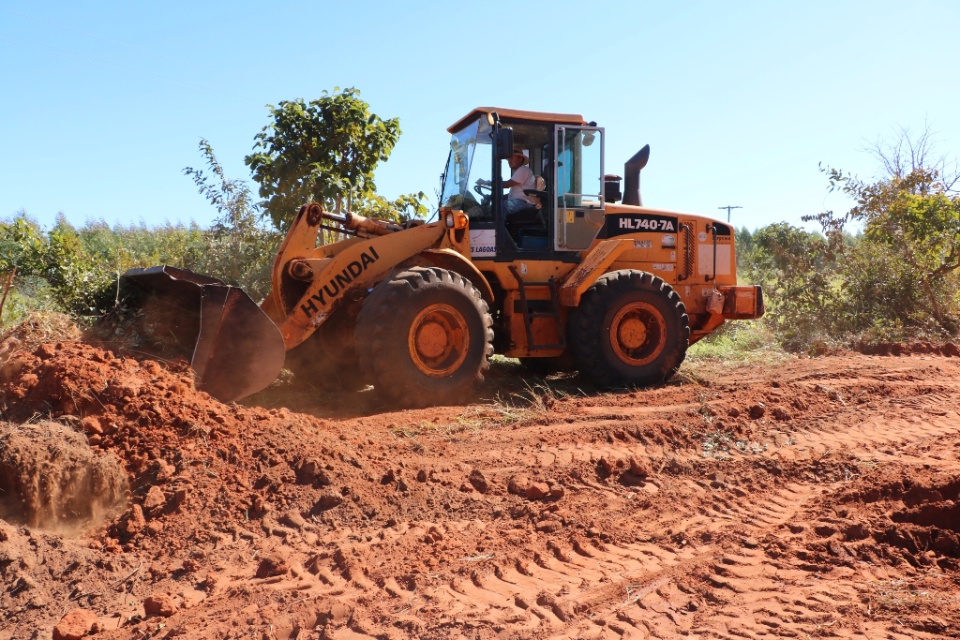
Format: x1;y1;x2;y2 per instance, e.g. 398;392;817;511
440;108;605;261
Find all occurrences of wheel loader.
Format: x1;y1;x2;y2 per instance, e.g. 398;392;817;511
113;107;764;407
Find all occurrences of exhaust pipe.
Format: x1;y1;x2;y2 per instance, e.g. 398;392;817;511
622;145;650;206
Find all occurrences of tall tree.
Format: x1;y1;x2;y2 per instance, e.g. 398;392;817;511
245;88;404;229
806;127;960;333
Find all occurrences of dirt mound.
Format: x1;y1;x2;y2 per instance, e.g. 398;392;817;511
0;421;127;530
0;311;80;358
0;340;292;536
833;469;960;568
855;340;960;357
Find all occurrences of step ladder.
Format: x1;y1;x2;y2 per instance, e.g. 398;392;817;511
508;265;566;350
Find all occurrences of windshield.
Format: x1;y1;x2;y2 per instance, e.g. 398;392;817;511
440;116;493;220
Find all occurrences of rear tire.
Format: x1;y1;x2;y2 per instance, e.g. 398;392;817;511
357;267;493;408
569;270;689;388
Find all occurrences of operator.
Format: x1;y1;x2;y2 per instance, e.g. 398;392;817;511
478;148;538;215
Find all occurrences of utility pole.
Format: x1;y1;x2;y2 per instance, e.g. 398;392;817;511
718;205;742;223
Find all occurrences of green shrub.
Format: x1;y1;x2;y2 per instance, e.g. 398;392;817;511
1;211;279;320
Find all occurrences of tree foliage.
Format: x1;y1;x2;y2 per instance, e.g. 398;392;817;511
834;237;928;339
0;212;47;276
184;139;280;300
806;128;960;334
741;223;839;351
245;88;406;229
1;212;214;318
185;139;260;228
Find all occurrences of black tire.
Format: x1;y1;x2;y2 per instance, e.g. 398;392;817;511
569;270;689;388
284;307;367;392
357;267;493;408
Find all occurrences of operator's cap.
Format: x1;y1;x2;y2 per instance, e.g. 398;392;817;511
511;148;529;163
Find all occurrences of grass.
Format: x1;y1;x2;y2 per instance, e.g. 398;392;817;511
701;430;769;459
390;377;573;444
500;378;570;411
867;578;939;615
686;321;783;362
682;321;793;386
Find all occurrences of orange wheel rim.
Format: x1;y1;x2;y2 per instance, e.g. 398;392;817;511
609;302;666;366
408;303;470;376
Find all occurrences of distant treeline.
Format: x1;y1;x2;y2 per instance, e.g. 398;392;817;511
3;202;959;353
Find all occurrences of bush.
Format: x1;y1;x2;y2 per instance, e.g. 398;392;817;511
1;211;279;321
0;276;60;330
740;223;842;352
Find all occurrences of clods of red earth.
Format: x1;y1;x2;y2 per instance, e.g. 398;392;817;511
2;329;960;639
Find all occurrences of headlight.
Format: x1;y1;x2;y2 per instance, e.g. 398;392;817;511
445;211;468;229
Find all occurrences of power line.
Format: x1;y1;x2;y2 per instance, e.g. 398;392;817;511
718;205;742;223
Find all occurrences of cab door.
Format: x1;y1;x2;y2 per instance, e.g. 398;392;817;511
554;125;605;251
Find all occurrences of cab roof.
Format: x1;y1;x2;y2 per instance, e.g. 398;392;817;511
447;107;587;133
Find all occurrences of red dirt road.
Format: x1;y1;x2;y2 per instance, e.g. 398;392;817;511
2;337;960;639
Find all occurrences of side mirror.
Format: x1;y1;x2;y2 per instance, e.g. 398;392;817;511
495;127;514;160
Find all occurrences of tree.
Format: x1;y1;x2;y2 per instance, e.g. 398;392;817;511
184;139;280;300
867;122;959;191
184;139;261;229
0;212;47;276
355;192;429;222
806;127;960;334
245;88;406;229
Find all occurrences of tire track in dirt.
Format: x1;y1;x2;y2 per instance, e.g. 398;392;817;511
410;361;960;638
543;370;953;637
610;371;960;639
130;357;960;639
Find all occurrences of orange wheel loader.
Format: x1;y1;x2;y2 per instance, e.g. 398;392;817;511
110;108;764;407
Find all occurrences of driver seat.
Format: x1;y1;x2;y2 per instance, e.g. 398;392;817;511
509;174;549;248
525;175;547;210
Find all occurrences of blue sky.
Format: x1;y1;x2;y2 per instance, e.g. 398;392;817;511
2;0;958;233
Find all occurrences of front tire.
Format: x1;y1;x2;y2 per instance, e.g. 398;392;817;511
570;270;689;388
357;267;493;408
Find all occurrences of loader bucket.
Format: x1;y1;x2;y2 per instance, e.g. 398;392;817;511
115;266;285;402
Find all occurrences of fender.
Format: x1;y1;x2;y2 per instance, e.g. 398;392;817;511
275;220;448;349
559;238;639;307
417;248;495;306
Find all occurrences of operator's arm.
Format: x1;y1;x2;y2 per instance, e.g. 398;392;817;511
479;166;531;189
477;178;492;188
477;178;511;189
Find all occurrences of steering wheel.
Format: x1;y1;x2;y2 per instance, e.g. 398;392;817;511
474;180;492;196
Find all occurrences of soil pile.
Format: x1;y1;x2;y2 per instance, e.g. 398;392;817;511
0;421;126;529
